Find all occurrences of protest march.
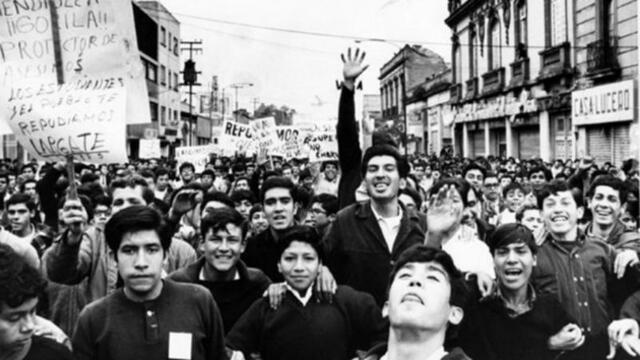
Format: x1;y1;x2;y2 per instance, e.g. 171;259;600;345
0;1;639;360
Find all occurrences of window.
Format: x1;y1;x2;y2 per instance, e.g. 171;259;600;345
168;70;172;89
161;27;166;46
174;73;179;91
488;17;500;70
173;110;178;123
516;1;528;46
469;29;478;78
150;103;158;123
160;65;166;85
146;61;157;83
161;106;166;125
453;43;462;82
549;0;566;46
173;37;179;56
168;33;172;51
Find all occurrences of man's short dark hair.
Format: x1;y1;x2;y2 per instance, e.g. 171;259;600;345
229;189;256;204
20;164;36;174
260;177;297;203
5;193;36;212
536;180;583;208
320;160;339;172
201;169;216;179
361;145;409;178
515;203;539;222
19;179;36;193
586;175;628;204
203;191;234;209
463;162;486;178
0;243;46;308
311;193;339;216
388;245;468;309
527;166;552;181
109;177;148;194
502;182;525;198
429;178;472;208
276;225;323;262
399;187;422;211
179;162;195;173
154;167;170;178
486;223;537;255
201;207;247;239
104;206;172;258
139;170;155;180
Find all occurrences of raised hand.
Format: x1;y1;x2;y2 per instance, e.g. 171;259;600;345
426;185;463;236
341;47;369;89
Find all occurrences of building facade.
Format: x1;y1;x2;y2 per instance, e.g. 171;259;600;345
379;45;448;153
424;68;454;156
129;0;182;159
447;0;637;164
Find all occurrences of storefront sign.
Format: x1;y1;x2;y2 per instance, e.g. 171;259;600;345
572;80;635;126
453;92;538;124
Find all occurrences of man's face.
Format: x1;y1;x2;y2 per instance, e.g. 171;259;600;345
263;187;296;230
398;194;417;213
235;179;250;192
387;262;461;332
111;186;146;215
500;177;512;189
541;191;581;238
309;202;330;228
246;165;256;176
0;177;7;193
588;185;623;227
234;199;252;219
181;167;194;183
250;210;269;234
201;174;214;189
620;211;638;232
483;177;500;201
156;175;169;191
0;298;38;353
364;155;401;203
465;169;484;189
462;189;481;225
7;203;32;234
93;204;110;229
21;167;34;180
302;177;314;189
505;189;525;212
117;230;165;301
529;171;547;189
412;165;425;179
494;242;536;293
142;177;155;190
324;163;338;181
278;241;320;293
521;209;543;232
282;168;293;180
23;182;36;198
203;223;245;273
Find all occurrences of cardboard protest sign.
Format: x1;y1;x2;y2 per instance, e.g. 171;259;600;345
0;0;150;135
219;119;255;156
139;139;161;159
0;80;127;163
274;125;310;159
302;124;338;162
175;144;217;173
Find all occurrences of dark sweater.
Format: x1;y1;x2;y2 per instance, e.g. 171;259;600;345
72;280;226;360
168;258;271;333
226;286;388;360
242;228;284;282
459;292;572;360
24;335;73;360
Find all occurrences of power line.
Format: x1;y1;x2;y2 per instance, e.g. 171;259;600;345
174;12;638;51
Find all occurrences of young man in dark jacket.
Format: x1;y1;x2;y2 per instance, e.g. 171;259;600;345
169;207;270;333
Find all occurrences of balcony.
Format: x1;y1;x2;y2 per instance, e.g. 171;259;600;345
482;67;505;96
509;58;530;88
538;42;572;80
449;83;462;103
465;77;478;100
586;37;620;80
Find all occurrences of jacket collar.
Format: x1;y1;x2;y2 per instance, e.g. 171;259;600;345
355;200;420;222
183;257;251;282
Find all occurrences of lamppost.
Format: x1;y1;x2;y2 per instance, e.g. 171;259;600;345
229;83;254;122
355;39;408;157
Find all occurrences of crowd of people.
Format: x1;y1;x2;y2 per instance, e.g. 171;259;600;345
1;48;640;360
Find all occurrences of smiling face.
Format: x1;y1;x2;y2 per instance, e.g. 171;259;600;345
541;190;582;241
278;241;320;294
588;185;623;228
505;189;526;212
203;223;245;274
364;155;401;204
387;262;462;332
263;187;297;230
250;210;269;233
494;242;536;293
116;230;165;302
520;209;543;232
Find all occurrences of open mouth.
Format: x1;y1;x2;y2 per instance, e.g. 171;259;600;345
551;215;568;224
503;269;523;278
401;293;424;305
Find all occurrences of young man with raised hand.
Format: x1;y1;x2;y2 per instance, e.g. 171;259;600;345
532;180;640;360
226;225;387;360
72;206;226;360
169;207;270;334
364;245;471;360
459;223;584;360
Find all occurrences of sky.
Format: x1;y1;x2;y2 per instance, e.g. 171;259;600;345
157;0;451;122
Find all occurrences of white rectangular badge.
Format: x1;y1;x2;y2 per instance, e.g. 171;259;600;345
168;332;192;360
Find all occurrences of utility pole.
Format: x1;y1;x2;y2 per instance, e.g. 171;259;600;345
252;97;260;115
209;75;218;121
180;40;202;146
229;83;253;122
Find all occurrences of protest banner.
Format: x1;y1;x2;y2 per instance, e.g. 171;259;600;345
0;0;150;135
219;119;255;156
302;124;338;162
0;79;127;163
251;117;278;163
175;144;217;173
139;139;161;159
274;125;309;159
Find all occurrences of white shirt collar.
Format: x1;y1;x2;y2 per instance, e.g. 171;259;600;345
199;267;240;281
380;346;448;360
285;283;313;306
370;203;403;221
